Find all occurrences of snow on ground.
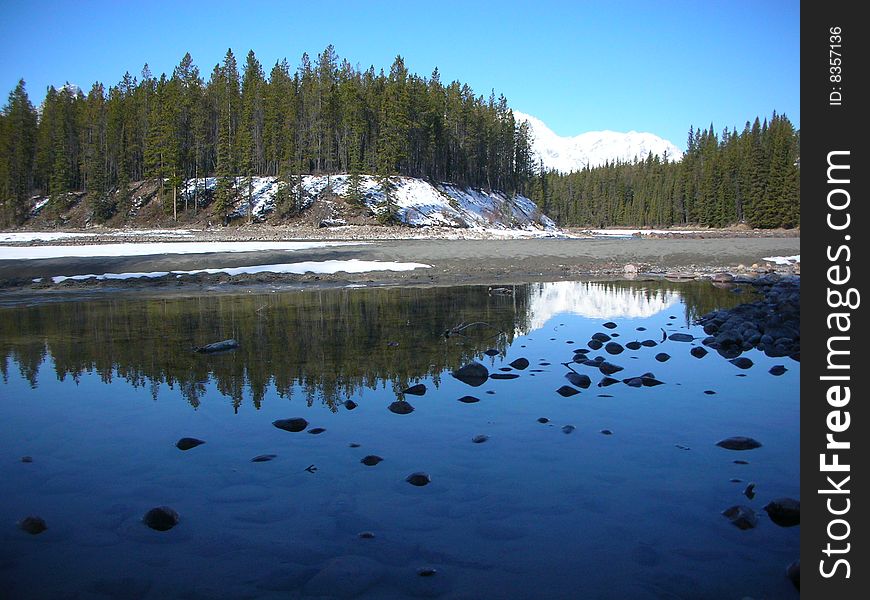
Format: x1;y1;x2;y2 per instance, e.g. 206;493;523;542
762;255;800;265
0;230;195;243
183;174;556;231
582;229;710;238
51;260;431;283
0;241;359;261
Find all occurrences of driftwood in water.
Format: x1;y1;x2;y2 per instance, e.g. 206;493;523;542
194;339;240;354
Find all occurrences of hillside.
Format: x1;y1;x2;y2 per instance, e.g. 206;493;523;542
23;175;557;233
514;111;683;172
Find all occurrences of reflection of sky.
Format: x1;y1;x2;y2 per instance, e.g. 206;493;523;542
524;281;681;332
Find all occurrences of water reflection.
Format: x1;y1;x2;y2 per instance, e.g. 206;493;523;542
0;281;753;410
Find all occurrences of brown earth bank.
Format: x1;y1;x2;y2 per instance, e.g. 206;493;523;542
0;228;799;302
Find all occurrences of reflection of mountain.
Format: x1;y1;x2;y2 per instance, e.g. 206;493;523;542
524;281;681;331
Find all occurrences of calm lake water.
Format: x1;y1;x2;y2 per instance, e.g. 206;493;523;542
0;281;799;599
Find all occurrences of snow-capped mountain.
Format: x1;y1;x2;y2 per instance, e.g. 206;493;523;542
514;111;683;173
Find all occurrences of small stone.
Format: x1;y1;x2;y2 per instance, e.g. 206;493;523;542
690;346;708;359
636;327;647;331
669;333;694;342
704;390;716;395
786;560;800;590
592;332;611;342
509;358;530;370
655;353;670;362
744;483;756;499
537;417;549;424
308;427;326;435
490;373;519;380
716;436;762;450
598;377;619;387
21;456;33;463
598;362;623;375
143;506;180;531
484;348;500;356
561;425;575;434
625;341;642;350
600;429;613;435
722;505;757;530
176;437;205;451
417;567;437;577
605;342;624;355
344;400;358;410
588;340;603;350
624;377;644;387
361;455;383;466
472;434;489;444
603;321;618;329
730;478;742;483
556;385;580;397
387;341;399;347
18;516;47;535
565;372;591;388
405;472;431;486
675;444;691;450
273;418;308;432
764;498;800;527
349;443;361;448
734;460;749;465
402;383;427;396
769;365;787;376
358;531;376;539
458;395;480;404
388;401;414;415
730;357;754;369
640;339;658;347
452;362;489;387
251;454;277;462
641;376;664;386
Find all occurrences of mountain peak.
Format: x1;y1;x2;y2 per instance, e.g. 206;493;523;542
513;111;683;173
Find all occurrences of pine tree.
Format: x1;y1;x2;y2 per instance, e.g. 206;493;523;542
0;79;38;225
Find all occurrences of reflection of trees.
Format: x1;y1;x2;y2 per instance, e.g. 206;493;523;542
0;280;754;410
0;286;532;410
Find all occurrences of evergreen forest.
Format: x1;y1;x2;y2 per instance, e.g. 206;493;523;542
0;46;798;229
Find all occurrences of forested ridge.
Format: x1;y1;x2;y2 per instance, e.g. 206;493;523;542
1;46;798;229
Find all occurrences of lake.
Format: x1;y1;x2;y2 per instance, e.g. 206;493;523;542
0;280;799;599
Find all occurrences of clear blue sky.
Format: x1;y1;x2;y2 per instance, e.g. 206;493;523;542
0;0;799;149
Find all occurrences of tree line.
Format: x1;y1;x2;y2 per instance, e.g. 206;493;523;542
0;46;536;226
531;112;799;229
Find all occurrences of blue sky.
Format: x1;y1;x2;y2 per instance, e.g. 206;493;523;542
0;0;799;149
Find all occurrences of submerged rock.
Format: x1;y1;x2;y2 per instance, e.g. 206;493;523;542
641;339;658;347
458;395;480;404
556;385;580;397
668;333;694;342
722;505;757;530
744;482;756;499
600;429;613;435
18;516;47;535
605;342;624;355
598;377;620;387
484;348;500;357
769;365;788;376
565;372;592;388
406;472;431;486
625;341;642;351
273;418;308;433
344;400;358;410
509;358;530;370
308;427;326;435
490;373;519;380
624;377;643;388
21;456;33;463
764;498;800;527
655;353;671;362
251;454;277;462
587;340;603;350
603;321;618;329
592;332;612;342
388;401;414;415
472;434;489;444
143;506;180;531
361;455;383;466
402;384;427;396
598;362;624;376
690;347;708;359
537;417;550;424
562;425;576;434
786;560;800;590
452;362;489;387
730;357;754;369
194;338;240;353
176;437;205;451
641;376;664;387
716;436;762;450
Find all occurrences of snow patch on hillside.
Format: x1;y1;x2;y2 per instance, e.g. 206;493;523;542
514;111;683;173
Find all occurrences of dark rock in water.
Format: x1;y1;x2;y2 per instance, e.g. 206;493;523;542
769;365;787;376
308;427;326;435
387;341;400;347
604;342;624;355
641;340;657;347
764;498;800;527
655;353;670;362
744;482;756;499
251;454;277;462
786;560;800;590
565;372;592;388
716;436;762;450
194;338;240;353
358;531;376;539
402;383;427;396
592;332;612;342
452;362;489;387
361;455;383;466
143;506;180;531
539;362;551;366
349;443;361;448
562;425;576;434
690;346;708;359
344;400;358;410
624;377;644;388
18;516;47;535
625;341;642;351
730;478;742;483
730;357;754;369
458;395;480;404
641;376;664;387
722;505;757;530
573;348;590;355
537;417;550;424
485;390;496;395
556;385;580;397
417;567;438;577
406;472;431;486
603;321;618;329
176;437;205;451
599;377;620;387
668;333;694;342
734;460;749;465
598;394;613;398
21;456;33;463
598;362;624;375
472;434;489;444
509;357;530;370
388;401;414;415
601;429;613;435
587;339;603;350
484;348;500;356
637;326;647;331
704;390;717;395
498;367;512;372
490;373;519;380
675;444;691;450
273;418;308;432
